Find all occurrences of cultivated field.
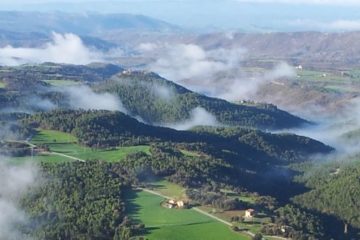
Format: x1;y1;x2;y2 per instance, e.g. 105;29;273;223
126;190;250;240
148;179;188;200
12;129;150;163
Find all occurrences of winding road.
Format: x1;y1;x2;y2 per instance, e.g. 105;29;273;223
9;140;86;162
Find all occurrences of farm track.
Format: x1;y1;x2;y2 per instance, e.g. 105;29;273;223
139;187;256;238
12;140;86;162
45;151;86;162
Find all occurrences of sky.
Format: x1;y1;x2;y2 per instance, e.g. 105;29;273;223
1;0;360;31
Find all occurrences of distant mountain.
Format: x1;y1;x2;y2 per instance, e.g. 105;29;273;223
0;11;180;35
95;70;309;130
194;32;360;69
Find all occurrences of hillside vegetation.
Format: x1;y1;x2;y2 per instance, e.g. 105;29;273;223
24;109;332;199
21;161;143;240
293;159;360;231
96;71;308;129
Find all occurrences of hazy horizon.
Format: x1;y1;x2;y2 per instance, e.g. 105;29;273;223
1;0;360;32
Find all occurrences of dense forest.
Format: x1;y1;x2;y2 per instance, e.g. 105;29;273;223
260;204;346;240
0;63;309;131
293;160;360;233
24;109;332;164
95;71;308;129
21;161;144;240
17;147;351;240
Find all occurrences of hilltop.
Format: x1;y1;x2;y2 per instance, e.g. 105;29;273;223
0;63;308;130
96;70;308;129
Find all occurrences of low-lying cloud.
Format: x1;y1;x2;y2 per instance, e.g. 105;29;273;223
165;107;219;130
285;96;360;159
0;32;103;66
140;42;295;101
0;159;38;240
146;43;246;83
63;85;127;112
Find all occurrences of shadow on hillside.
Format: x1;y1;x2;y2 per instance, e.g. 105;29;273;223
123;188;142;223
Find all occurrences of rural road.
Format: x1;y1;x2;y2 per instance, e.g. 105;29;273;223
45;151;86;162
192;207;233;227
11;140;86;163
139;188;290;240
139;187;256;238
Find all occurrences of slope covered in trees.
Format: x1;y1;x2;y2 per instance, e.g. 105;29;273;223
293;160;360;232
95;71;308;129
0;63;309;131
21;161;143;240
23;109;333;201
24;109;332;163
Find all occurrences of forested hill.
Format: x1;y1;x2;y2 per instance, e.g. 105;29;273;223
0;63;308;130
293;160;360;231
95;71;309;129
25;109;332;164
0;63;123;89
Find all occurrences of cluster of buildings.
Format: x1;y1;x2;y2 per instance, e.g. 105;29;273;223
163;199;186;209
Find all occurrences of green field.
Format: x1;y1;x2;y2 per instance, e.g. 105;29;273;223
42;79;81;87
19;129;150;163
0;81;6;88
294;69;360;94
297;70;346;82
126;190;249;240
149;179;187;200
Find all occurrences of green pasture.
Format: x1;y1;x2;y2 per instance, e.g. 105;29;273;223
30;129;150;162
126;190;249;240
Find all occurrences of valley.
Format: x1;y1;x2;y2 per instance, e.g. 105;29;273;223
1;58;359;239
0;6;360;240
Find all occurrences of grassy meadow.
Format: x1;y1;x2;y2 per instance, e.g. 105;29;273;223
126;190;250;240
12;129;150;163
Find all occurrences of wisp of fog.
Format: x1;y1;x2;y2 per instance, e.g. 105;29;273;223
138;42;296;101
0;32;103;65
164;107;219;130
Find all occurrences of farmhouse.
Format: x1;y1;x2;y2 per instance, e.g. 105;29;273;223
244;209;255;218
295;65;303;70
164;199;186;209
121;70;132;75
